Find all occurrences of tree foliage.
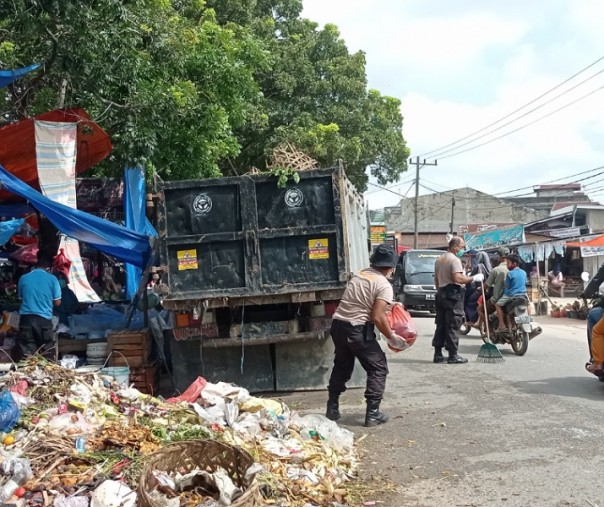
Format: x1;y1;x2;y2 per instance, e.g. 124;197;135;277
1;0;409;188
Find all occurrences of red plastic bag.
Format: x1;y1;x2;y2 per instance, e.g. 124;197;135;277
53;248;72;279
166;376;208;404
386;303;417;352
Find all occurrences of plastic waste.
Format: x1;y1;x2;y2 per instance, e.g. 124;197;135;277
167;376;207;404
90;480;136;507
0;391;20;432
387;303;417;346
54;494;90;507
0;458;32;502
60;355;79;369
386;333;410;353
293;414;354;452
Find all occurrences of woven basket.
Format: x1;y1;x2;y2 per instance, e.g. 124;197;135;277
138;440;262;507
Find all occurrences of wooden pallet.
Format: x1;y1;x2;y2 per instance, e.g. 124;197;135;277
107;329;151;367
129;362;159;395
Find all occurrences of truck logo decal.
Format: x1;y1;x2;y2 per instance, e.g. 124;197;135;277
284;188;304;208
192;194;212;214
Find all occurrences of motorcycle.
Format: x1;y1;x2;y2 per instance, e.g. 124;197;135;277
462;295;542;355
485;295;542;356
579;268;604;381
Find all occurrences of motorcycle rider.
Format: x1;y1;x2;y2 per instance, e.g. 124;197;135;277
495;254;527;333
484;247;509;317
579;262;604;380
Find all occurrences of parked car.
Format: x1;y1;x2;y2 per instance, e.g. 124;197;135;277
393;249;442;311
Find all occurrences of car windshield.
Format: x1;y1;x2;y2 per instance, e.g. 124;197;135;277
405;252;441;275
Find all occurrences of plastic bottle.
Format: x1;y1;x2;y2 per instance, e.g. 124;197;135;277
0;464;30;502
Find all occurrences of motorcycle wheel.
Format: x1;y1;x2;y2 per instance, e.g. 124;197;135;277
511;331;529;356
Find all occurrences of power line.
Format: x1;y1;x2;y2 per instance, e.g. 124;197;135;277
365;176;417;195
417;55;604;159
368;163;604;213
492;164;604;196
438;83;604;160
427;68;604;160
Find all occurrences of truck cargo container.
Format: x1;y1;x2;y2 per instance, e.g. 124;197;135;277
157;167;369;391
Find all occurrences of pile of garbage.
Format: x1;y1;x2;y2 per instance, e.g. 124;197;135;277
0;357;358;506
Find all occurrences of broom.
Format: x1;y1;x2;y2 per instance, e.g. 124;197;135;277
476;279;505;363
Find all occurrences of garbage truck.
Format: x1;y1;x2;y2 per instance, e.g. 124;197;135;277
157;167;369;392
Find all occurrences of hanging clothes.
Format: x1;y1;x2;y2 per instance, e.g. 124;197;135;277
35;120;100;303
517;245;535;264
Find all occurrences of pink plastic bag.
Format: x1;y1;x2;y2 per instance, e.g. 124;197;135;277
166;376;208;404
386;303;417;352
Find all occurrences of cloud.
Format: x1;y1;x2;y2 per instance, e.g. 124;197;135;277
302;0;604;208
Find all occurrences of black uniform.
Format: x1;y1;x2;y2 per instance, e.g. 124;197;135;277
432;283;465;356
328;319;388;401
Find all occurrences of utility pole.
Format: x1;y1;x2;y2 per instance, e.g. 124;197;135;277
449;190;456;234
412;156;438;248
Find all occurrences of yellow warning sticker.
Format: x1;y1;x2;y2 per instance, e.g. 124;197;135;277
177;249;198;271
309;238;329;260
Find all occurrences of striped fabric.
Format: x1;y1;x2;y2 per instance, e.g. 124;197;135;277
35;120;101;303
35;120;77;208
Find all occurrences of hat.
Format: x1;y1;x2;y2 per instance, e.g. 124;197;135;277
370;244;398;268
497;247;510;258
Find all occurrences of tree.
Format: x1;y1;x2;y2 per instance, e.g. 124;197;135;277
1;0;409;188
207;2;410;189
0;0;264;179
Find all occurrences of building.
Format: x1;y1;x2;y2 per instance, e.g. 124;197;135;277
384;187;546;249
504;183;592;214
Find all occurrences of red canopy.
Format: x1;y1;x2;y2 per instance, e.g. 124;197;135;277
0;109;112;199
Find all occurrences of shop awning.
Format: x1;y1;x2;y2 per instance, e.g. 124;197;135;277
0;164;153;268
464;224;525;250
566;234;604;247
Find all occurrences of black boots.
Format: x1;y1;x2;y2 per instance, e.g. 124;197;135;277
364;399;389;427
325;394;340;421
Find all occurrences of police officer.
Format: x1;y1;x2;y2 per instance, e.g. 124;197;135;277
325;244;403;427
433;237;484;364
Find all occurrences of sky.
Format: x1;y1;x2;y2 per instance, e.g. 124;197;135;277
301;0;604;210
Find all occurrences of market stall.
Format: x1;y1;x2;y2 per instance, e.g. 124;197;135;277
0;162;161;391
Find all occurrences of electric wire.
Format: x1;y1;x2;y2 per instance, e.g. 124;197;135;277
417;55;604;159
438;84;604;161
426;68;604;160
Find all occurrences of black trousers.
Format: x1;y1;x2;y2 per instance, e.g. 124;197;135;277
328;319;389;401
18;314;54;357
432;286;465;355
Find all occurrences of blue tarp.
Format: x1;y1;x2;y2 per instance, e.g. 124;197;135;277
0;64;40;89
0;218;25;246
0;164;153;268
124;166;158;299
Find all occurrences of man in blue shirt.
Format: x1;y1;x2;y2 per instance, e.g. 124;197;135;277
18;254;62;356
495;253;527;332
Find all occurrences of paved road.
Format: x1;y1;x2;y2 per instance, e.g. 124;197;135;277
286;312;604;507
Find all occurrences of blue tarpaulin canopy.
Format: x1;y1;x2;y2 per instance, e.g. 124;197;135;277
124;166;158;300
0;64;40;89
0;164;153;268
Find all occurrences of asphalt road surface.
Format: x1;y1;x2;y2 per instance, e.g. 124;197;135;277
287;312;604;507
